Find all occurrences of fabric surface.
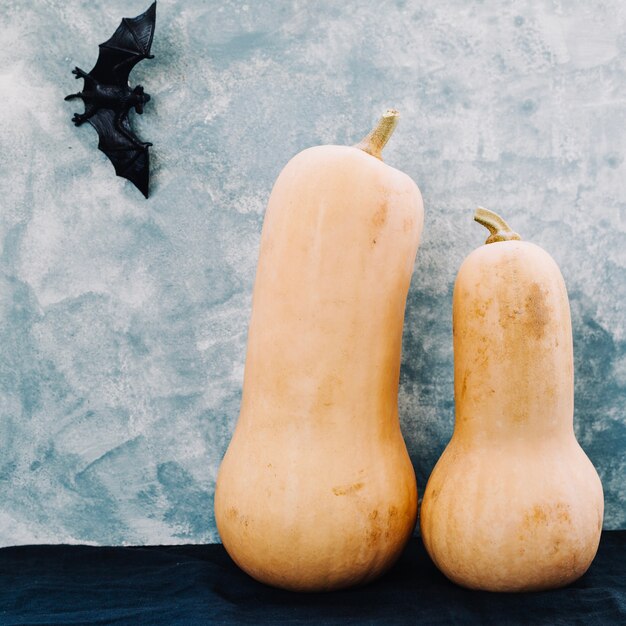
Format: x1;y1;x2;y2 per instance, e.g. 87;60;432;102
0;532;623;625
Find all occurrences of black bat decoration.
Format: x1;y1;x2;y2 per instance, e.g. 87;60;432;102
65;2;157;198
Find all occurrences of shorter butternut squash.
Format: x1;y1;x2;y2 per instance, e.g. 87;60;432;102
420;207;604;592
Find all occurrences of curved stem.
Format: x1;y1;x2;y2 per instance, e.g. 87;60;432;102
474;207;521;244
354;109;399;161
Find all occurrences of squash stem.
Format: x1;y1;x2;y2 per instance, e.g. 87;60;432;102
474;207;522;244
355;109;399;161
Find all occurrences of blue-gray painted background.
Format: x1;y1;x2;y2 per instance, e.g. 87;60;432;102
0;0;624;545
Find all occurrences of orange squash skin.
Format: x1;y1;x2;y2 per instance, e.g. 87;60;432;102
215;143;423;592
420;239;604;592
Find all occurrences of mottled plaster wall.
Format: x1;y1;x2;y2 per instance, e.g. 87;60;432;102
0;0;624;545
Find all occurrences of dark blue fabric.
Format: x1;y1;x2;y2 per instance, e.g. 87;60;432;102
0;532;624;625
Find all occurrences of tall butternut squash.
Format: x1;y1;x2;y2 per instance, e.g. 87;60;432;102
215;110;424;592
420;208;604;592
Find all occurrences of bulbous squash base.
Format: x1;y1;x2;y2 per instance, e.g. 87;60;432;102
420;438;604;593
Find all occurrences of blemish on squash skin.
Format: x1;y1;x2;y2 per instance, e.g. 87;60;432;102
366;509;382;546
226;507;239;520
367;526;382;546
332;482;364;496
369;203;388;248
495;281;550;343
460;371;469;400
522;503;572;529
512;409;528;423
371;203;388;229
473;344;489;369
384;506;400;539
524;283;550;339
365;505;403;545
555;503;571;523
473;297;492;319
529;506;548;525
314;374;342;411
225;507;250;529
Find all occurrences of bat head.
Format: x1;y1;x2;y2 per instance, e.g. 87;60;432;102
132;85;151;114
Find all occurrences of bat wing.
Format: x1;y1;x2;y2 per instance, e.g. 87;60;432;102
88;109;150;198
89;2;156;86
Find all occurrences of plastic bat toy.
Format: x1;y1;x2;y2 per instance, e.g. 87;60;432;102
65;2;157;198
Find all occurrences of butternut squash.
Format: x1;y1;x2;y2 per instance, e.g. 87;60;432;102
215;110;424;592
420;207;604;592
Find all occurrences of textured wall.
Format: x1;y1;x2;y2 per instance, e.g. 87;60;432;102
0;0;624;546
